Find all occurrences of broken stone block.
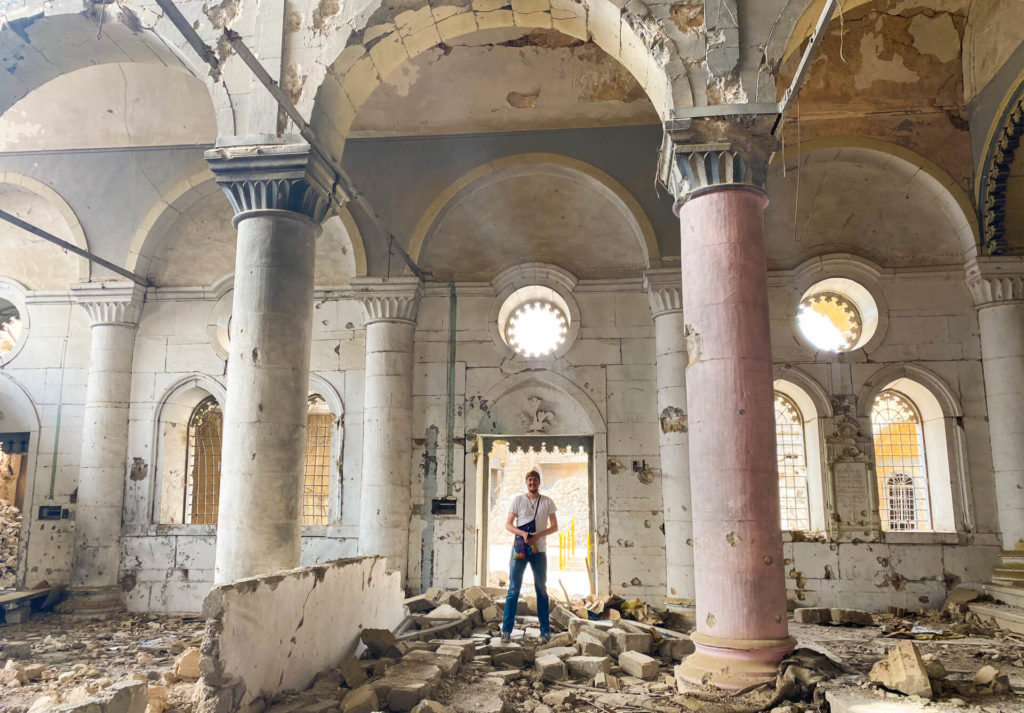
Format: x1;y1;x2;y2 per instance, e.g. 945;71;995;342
793;607;832;624
361;628;398;657
566;655;611;678
146;685;169;713
2;641;32;658
482;605;501;622
411;701;450;713
577;629;610;653
550;605;577;629
538;632;574;649
869;641;933;698
829;609;873;626
462;586;493;610
568;618;611;637
485;669;521;682
341;684;379;713
534;655;566;682
389;680;437;713
974;665;1010;692
658;637;694;661
173;647;201;680
425;588;458;608
405;595;439;613
100;681;149;713
50;703;103;713
591;672;620;690
577;638;606;657
920;653;946;680
492;649;525;668
617;651;659;681
537;646;576;660
608;629;652;655
339;656;368;688
436;644;471;663
541;690;575;707
22;663;45;681
426;604;464;620
463;607;484;627
403;649;461;675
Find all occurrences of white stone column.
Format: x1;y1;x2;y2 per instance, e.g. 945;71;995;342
644;269;694;603
67;281;145;612
966;257;1024;550
206;143;331;583
351;277;422;574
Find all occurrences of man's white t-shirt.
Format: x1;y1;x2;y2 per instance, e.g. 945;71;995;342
508;494;557;553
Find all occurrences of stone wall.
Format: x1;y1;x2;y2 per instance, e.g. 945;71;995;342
197;557;404;711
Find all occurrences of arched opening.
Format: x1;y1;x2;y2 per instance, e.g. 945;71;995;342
871;390;931;532
0;373;41;590
774;376;828;534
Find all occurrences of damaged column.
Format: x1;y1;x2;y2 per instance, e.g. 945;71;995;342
351;277;422;574
966;257;1024;550
665;135;793;689
65;282;145;612
644;269;694;604
206;143;331;583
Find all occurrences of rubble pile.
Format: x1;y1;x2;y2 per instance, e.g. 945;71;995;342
0;614;204;713
0;501;21;588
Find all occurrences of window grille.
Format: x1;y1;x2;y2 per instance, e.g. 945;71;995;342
302;395;332;525
185;397;223;524
774;393;810;530
871;390;932;531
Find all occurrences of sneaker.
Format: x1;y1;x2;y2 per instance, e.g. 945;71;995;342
500;633;511;644
538;634;551;644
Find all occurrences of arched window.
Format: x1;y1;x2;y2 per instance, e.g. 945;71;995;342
774;393;810;531
185;396;223;525
871;390;932;532
302;395;332;525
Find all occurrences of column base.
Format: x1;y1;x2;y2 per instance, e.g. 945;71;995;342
675;632;796;691
56;586;125;617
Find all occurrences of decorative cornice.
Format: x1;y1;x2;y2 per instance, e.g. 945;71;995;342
981;92;1024;255
643;269;683;318
70;282;145;326
204;142;332;223
350;277;423;325
965;257;1024;307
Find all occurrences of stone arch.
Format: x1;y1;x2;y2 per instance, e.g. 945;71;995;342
771;138;980;263
306;0;690;163
467;368;612;592
151;373;226;525
773;364;832;419
0;12;233;137
976;74;1024;255
126;170;368;281
0;371;41;588
857;363;968;534
0;171;90;282
409;153;659;272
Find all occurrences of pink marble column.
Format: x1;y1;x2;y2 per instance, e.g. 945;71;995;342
674;176;793;689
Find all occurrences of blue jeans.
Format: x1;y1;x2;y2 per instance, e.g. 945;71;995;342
502;550;549;636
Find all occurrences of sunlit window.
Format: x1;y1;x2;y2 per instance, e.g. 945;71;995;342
0;298;21;357
775;393;810;530
185;397;223;525
798;292;862;352
872;390;932;531
505;301;568;358
302;395;332;525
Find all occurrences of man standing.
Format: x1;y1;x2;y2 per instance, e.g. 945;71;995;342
501;468;558;642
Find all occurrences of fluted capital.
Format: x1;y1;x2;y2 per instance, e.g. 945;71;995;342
643;268;683;318
71;282;145;326
350;277;423;325
205;142;332;224
965;257;1024;307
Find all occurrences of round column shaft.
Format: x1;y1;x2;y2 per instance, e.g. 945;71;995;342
72;325;136;592
646;273;694;602
675;184;793;689
358;319;416;570
214;209;320;583
978;301;1024;550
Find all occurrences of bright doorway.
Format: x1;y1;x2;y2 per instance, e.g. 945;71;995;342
482;436;594;598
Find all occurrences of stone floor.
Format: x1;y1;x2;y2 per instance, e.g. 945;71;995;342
0;604;1021;713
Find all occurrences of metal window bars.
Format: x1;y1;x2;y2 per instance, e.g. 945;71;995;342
871;390;932;531
774;393;811;531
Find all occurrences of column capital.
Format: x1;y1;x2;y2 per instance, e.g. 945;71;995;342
965;256;1024;307
659;117;776;205
350;276;423;325
70;281;145;326
205;142;332;223
643;268;683;317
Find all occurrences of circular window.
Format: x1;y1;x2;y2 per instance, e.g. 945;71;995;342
0;297;23;361
796;278;879;353
496;283;576;360
506;301;568;357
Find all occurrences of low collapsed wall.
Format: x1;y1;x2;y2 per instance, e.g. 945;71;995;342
196;556;404;712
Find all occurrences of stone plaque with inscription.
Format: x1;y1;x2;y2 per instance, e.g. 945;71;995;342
833;461;872;532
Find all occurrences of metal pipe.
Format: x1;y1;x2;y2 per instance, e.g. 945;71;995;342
0;209;149;286
445;282;456;496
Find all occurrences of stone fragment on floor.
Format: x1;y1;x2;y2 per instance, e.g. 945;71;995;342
869;640;933;698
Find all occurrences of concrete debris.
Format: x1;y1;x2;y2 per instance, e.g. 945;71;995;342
869;640;934;698
793;607;873;626
171;648;200;680
0;501;21;589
